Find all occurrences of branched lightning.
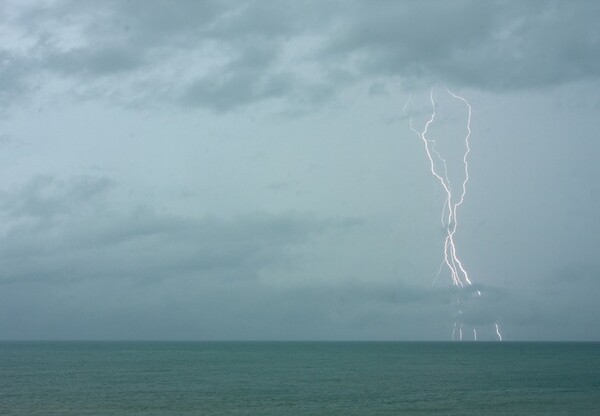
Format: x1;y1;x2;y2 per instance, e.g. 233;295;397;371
405;87;502;341
407;88;472;288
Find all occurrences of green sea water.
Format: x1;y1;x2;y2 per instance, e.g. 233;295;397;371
1;341;599;415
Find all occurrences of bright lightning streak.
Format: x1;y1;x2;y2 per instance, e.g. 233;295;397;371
406;87;503;341
406;88;473;288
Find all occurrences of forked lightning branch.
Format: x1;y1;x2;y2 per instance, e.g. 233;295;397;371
405;88;502;341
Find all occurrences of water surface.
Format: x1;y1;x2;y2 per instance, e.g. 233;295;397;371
1;341;598;415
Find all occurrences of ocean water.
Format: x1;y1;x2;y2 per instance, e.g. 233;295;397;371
1;342;598;415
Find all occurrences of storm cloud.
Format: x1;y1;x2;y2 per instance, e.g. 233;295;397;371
0;1;599;340
0;174;350;285
2;1;600;112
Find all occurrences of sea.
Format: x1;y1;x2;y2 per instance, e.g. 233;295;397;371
1;341;598;415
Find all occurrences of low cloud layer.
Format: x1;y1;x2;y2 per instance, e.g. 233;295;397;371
0;175;344;285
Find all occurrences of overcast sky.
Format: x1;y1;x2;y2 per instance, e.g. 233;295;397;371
1;0;599;341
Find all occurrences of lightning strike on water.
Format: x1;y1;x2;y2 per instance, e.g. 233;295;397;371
405;87;503;341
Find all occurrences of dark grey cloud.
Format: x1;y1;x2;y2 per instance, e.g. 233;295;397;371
0;175;114;221
0;275;449;340
5;0;598;112
0;174;351;285
181;43;295;111
0;235;453;340
324;0;600;91
47;44;146;77
5;0;335;111
0;52;33;111
0;176;594;340
0;175;405;340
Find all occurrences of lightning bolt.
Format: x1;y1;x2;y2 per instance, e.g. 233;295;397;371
407;89;470;288
405;87;503;341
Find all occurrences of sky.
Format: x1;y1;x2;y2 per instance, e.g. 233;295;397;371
1;0;599;341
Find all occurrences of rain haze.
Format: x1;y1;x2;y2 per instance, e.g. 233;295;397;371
1;0;599;341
